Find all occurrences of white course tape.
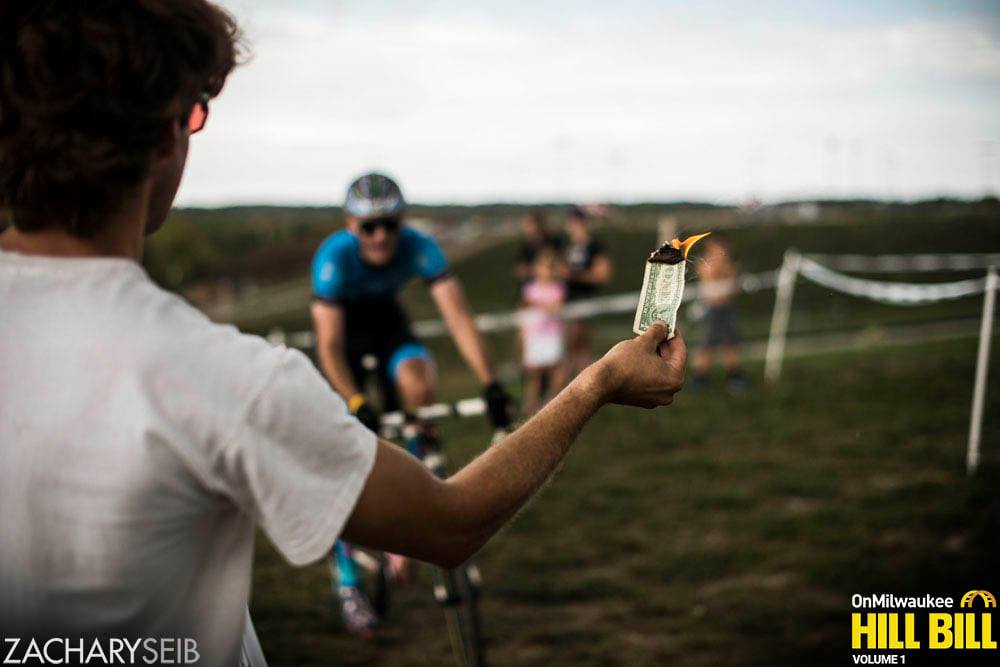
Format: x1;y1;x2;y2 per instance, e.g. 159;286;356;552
455;397;488;417
805;253;1000;273
798;257;988;305
380;397;487;427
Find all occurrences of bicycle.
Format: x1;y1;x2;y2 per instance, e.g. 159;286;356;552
339;354;500;667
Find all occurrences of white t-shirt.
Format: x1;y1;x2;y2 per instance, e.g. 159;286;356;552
0;249;377;665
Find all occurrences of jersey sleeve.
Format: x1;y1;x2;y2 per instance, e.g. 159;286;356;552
409;229;451;283
311;240;346;302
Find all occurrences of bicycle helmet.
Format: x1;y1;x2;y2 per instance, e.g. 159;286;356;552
344;172;407;220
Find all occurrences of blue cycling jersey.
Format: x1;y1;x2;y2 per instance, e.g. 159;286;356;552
311;227;450;302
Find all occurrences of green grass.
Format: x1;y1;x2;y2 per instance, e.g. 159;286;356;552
218;207;1000;663
250;336;1000;666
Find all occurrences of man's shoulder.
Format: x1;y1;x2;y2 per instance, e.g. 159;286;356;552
124;271;215;333
314;230;358;263
114;271;281;374
399;226;449;280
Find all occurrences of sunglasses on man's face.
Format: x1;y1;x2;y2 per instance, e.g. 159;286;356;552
359;217;401;236
186;94;209;134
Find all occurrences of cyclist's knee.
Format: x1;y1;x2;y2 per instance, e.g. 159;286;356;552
394;357;434;408
395;358;435;406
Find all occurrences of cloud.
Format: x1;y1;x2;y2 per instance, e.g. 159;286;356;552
176;2;1000;204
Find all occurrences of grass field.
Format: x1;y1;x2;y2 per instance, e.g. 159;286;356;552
235;207;1000;665
251;336;999;666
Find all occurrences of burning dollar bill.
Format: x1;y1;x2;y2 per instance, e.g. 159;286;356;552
633;232;711;337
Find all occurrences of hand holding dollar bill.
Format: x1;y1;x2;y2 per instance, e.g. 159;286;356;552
633;232;711;338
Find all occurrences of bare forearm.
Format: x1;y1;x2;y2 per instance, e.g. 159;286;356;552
441;364;608;552
433;279;494;384
317;344;359;399
445;309;494;384
311;302;359;399
342;366;608;568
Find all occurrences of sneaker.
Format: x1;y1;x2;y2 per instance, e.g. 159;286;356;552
338;586;379;638
402;422;441;461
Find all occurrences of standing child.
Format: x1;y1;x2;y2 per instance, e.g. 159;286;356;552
692;233;747;391
520;249;568;414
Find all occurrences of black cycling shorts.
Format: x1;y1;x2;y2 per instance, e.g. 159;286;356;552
338;296;431;411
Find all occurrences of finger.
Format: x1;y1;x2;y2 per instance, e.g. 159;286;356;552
640;321;671;350
661;329;688;368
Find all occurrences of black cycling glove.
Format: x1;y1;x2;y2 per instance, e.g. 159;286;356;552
349;394;381;434
483;381;514;430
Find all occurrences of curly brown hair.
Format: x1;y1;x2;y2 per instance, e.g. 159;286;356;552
0;0;243;237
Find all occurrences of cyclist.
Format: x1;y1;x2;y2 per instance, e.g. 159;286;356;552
310;172;514;636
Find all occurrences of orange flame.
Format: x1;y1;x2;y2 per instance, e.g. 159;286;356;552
669;231;712;258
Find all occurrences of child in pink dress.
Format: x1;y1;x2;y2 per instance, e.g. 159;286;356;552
520;250;568;414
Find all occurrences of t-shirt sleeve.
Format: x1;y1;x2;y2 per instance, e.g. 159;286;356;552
214;349;377;566
311;243;346;303
410;230;450;283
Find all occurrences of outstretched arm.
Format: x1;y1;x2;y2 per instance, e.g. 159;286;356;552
341;323;686;568
429;276;495;385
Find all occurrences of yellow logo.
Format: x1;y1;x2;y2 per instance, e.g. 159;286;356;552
960;590;997;609
851;591;998;651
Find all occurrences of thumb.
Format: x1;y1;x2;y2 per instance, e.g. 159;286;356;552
640;320;671;350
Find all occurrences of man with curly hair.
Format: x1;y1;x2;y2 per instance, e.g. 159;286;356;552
0;2;687;665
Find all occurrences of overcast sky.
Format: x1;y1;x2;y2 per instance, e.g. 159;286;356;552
176;0;1000;206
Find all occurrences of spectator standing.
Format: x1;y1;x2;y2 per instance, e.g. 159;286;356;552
563;206;612;375
692;234;748;391
519;249;568;414
514;208;562;287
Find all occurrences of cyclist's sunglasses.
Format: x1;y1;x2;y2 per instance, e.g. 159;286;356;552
359;216;401;235
186;94;209;134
